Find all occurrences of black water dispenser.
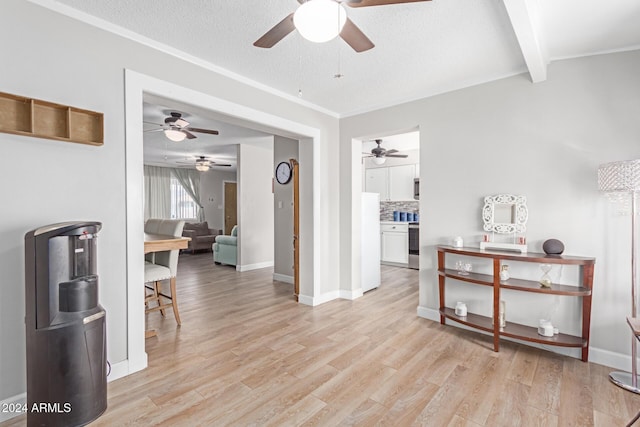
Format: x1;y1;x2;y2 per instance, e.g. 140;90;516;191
24;222;107;426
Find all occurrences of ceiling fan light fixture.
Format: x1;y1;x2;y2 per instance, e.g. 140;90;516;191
195;158;211;171
164;128;186;142
372;156;386;165
174;118;189;128
294;0;347;43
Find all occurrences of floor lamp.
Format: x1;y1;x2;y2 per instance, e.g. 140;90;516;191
599;159;640;393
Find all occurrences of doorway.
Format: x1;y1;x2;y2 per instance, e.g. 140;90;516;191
357;129;420;291
124;70;322;376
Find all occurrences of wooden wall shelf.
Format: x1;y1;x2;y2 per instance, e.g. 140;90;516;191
437;246;595;362
0;92;103;146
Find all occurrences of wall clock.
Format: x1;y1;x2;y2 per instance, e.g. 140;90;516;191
275;161;292;184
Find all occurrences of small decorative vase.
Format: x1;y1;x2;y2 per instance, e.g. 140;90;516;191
499;265;510;281
453;236;463;248
455;302;467;317
492;300;506;328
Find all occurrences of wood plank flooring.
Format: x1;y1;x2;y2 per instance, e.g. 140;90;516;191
3;253;640;426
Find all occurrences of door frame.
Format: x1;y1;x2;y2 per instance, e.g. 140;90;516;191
291;158;300;300
124;70;322;376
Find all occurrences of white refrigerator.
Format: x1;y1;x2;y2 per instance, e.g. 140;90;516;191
361;192;381;292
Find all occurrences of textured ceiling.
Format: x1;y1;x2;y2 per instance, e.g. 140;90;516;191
35;0;640;117
28;0;640;168
142;95;274;172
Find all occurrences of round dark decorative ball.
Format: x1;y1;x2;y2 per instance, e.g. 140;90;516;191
543;239;565;255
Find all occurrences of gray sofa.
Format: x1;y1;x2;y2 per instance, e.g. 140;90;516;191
182;222;221;253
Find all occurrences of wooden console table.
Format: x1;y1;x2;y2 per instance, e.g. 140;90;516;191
437;246;595;362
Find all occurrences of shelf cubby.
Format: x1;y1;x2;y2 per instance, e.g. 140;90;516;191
440;307;586;348
0;93;32;133
0;91;103;146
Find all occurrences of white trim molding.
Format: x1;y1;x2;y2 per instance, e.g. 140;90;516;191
237;261;274;272
124;69;323;381
25;0;338;118
418;305;633;369
273;273;294;284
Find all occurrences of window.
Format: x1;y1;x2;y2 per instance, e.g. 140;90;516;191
170;177;197;220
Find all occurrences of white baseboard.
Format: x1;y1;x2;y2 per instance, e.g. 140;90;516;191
108;359;136;382
340;288;363;300
0;393;26;423
417;305;440;322
298;294;314;306
416;305;630;369
301;288;366;306
589;346;633;371
237;261;274;272
312;291;341;306
273;273;294;284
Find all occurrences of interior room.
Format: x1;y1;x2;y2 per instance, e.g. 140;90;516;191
2;0;640;425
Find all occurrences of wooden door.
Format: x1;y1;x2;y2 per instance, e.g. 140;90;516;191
224;182;237;235
291;159;300;301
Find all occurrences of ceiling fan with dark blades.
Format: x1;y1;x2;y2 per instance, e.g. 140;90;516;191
176;156;232;171
254;0;431;53
144;112;220;142
363;139;408;161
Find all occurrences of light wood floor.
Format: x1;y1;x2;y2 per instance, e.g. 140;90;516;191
4;253;640;426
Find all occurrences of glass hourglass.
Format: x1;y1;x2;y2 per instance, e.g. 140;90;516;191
539;264;552;288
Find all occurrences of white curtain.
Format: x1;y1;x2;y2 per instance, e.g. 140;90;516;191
172;168;205;222
144;165;171;220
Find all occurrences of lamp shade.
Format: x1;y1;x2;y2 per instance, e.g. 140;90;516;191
372;157;386;165
195;160;210;171
164;129;186;142
598;159;640;193
294;0;347;43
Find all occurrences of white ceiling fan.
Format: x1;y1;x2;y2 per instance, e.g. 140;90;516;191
363;139;408;164
254;0;431;53
145;112;220;142
175;156;232;172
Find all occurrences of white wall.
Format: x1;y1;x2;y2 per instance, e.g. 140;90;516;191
200;168;237;232
1;0;340;408
237;142;275;271
341;50;640;368
273;137;299;282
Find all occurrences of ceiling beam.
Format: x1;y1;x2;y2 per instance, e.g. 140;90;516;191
503;0;548;83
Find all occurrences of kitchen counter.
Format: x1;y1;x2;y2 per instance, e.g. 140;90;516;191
380;221;418;225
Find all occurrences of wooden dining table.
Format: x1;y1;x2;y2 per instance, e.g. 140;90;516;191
144;233;190;254
144;233;190;338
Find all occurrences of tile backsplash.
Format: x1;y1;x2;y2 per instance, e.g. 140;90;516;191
380;201;419;221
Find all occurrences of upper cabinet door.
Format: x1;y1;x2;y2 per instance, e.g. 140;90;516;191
388;164;416;201
365;168;389;200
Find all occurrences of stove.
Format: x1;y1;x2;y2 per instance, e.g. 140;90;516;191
408;222;419;269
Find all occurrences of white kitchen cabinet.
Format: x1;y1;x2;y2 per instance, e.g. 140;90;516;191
380;222;408;265
364;168;389;201
365;164;416;201
389;164;415;201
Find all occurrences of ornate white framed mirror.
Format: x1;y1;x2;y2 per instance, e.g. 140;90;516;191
480;194;528;252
